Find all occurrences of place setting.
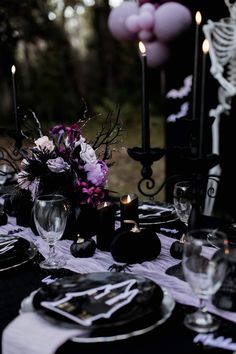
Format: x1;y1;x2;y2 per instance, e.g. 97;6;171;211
0;233;37;272
19;272;175;344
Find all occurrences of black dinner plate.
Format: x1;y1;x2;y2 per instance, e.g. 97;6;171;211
217;223;236;245
116;200;177;226
0;235;35;271
32;272;165;338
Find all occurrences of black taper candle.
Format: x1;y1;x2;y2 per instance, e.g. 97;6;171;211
192;11;202;121
139;41;150;152
199;39;209;158
11;65;19;133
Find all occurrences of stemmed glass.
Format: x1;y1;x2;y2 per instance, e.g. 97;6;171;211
182;228;229;333
173;181;192;238
34;194;68;269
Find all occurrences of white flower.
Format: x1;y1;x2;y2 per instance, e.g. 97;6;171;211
80;142;97;165
47;157;70;173
74;136;85;149
34;136;54;152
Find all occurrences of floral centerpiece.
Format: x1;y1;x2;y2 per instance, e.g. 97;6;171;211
12;111;122;238
17;123;109;207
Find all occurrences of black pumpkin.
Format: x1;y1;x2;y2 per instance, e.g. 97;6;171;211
111;222;161;264
70;236;96;258
170;240;184;259
170;238;202;259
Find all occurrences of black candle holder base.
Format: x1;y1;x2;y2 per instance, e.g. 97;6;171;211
128;146;166;179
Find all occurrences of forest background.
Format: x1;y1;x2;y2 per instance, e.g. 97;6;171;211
0;0;167;201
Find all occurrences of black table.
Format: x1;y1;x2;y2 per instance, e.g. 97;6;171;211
0;255;236;354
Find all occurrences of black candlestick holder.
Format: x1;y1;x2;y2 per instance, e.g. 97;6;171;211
127;146;166;197
127;113;220;231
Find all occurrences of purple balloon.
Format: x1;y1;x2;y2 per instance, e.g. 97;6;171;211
139;3;156;14
153;2;192;43
126;14;140;33
146;40;171;68
138;29;153;42
138;11;154;30
108;2;139;41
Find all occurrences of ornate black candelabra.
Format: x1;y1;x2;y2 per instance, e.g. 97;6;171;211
0;108;42;188
128;116;220;230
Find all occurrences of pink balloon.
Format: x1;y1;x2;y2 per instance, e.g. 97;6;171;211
138;11;154;30
108;1;139;41
153;2;192;42
138;29;153;42
139;3;156;14
126;14;140;33
145;40;171;68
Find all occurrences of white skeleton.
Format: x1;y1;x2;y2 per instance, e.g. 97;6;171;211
203;0;236;215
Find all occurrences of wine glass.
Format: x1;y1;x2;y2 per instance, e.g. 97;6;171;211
173;181;192;239
182;228;229;333
34;194;68;269
0;164;11;186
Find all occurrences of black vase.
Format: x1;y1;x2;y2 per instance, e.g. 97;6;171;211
76;205;99;239
4;189;33;227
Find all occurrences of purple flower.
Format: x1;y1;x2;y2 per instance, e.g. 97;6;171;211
65;123;81;145
50;124;65;135
46;157;70;173
50;124;65;144
84;161;108;186
75;179;107;206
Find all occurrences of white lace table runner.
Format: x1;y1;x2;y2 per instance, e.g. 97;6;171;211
1;214;236;354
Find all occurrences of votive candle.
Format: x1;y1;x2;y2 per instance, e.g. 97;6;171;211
120;193;139;227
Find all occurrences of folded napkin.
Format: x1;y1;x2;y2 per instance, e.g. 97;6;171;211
2;312;85;354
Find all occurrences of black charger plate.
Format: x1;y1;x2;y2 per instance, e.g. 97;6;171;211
32;272;175;341
0;235;37;272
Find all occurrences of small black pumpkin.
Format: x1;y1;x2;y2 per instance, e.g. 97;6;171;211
170;240;184;259
70;235;96;258
111;220;161;264
170;234;202;259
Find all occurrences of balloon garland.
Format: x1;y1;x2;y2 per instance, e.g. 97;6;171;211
108;1;192;68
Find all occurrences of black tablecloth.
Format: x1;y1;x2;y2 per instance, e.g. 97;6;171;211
0;256;235;354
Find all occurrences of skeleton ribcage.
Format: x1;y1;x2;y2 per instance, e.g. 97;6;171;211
210;19;236;85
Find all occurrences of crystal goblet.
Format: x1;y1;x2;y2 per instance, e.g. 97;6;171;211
34;194;68;269
182;228;229;333
173;181;192;239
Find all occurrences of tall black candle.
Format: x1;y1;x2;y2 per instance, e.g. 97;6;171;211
192;11;202;121
11;65;19;133
199;39;209;158
96;201;116;251
139;41;150;152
